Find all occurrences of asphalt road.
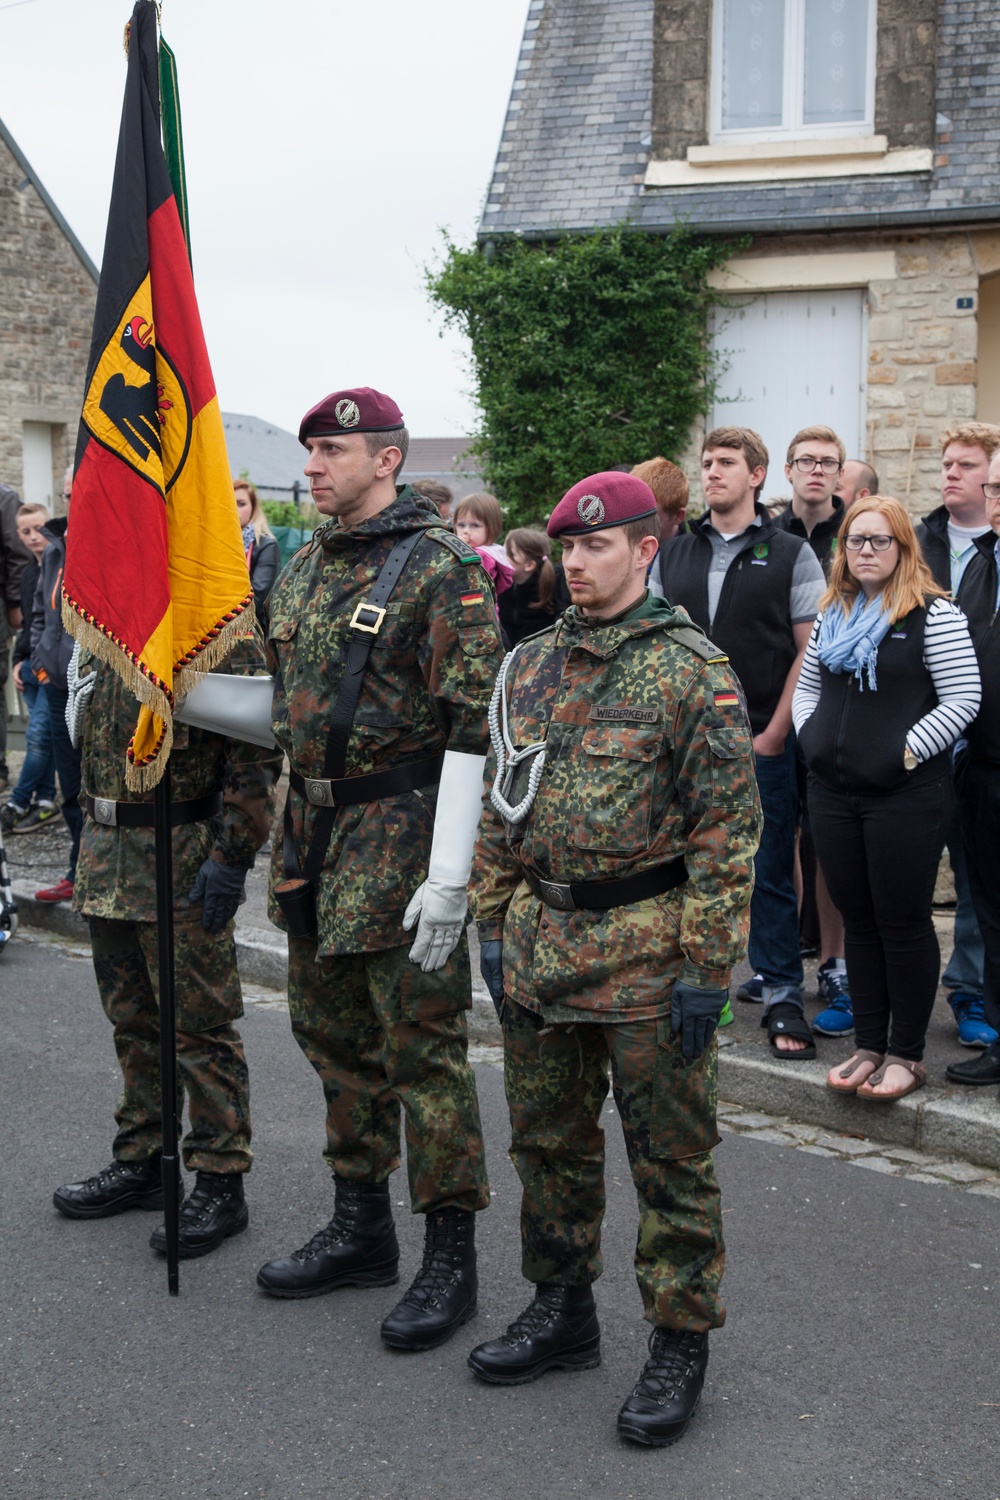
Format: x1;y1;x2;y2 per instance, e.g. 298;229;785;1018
1;933;998;1500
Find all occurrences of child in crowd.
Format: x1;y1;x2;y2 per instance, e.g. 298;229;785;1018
1;504;58;834
500;527;571;646
453;492;514;597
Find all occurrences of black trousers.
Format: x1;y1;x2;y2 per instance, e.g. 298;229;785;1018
958;755;1000;1038
808;774;952;1061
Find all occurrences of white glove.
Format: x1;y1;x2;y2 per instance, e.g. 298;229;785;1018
403;749;488;972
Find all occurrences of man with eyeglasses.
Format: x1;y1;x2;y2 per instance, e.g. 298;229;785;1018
945;452;1000;1097
916;424;1000;1053
774;425;847;577
659;427;825;1059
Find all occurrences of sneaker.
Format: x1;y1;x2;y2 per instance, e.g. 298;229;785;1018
0;800;28;833
736;974;763;1003
718;999;735;1028
813;961;854;1037
11;802;59;835
948;992;999;1049
35;877;74;903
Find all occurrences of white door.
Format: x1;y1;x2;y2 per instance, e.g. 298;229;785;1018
21;421;54;508
709;290;865;498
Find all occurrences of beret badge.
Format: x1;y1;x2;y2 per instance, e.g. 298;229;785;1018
335;399;361;429
576;494;606;526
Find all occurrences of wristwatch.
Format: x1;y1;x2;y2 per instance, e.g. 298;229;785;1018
903;748;919;772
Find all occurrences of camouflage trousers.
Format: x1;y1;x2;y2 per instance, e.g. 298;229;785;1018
287;932;489;1215
89;915;251;1174
503;1000;725;1331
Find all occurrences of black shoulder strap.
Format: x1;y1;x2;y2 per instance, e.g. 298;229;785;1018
283;529;427;887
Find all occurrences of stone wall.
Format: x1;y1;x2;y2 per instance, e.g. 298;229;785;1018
0;132;96;503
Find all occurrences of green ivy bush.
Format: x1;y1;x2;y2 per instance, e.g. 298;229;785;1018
426;226;740;529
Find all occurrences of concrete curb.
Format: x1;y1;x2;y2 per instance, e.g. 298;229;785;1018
14;886;1000;1171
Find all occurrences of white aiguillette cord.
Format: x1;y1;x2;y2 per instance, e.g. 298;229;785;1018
488;649;547;826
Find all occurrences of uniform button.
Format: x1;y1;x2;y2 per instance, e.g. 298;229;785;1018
729;741;736;749
541;922;549;930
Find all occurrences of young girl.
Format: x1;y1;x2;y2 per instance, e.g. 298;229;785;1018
499;527;571;646
453;492;513;598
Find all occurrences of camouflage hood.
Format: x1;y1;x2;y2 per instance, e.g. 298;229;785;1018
553;594;700;659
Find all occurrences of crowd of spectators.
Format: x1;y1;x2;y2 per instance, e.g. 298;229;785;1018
3;424;999;1101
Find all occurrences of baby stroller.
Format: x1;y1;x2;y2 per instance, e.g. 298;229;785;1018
0;819;18;954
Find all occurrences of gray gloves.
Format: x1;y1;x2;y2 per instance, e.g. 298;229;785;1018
671;980;728;1061
188;859;248;933
479;940;505;1018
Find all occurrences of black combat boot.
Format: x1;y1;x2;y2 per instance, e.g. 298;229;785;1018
380;1206;477;1352
149;1171;248;1259
468;1282;601;1385
53;1155;178;1219
256;1177;399;1298
617;1327;710;1447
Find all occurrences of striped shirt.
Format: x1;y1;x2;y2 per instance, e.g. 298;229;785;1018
792;597;982;764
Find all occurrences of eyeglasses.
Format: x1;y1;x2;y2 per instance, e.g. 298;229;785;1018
844;534;896;552
982;483;1000;501
791;456;842;474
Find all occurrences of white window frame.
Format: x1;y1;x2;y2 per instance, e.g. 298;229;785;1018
711;0;878;143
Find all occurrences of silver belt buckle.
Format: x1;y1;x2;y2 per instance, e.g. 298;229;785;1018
93;797;118;827
539;879;575;912
305;778;335;807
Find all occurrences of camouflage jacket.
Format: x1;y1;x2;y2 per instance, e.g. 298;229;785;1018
74;639;281;923
471;593;762;1022
266;487;504;957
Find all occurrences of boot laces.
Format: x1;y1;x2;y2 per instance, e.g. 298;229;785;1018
293;1183;364;1262
400;1214;469;1311
85;1159;152;1192
501;1287;571;1346
181;1173;237;1227
634;1329;704;1402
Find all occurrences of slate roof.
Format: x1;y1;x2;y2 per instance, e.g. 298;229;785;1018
222;414;481;498
481;0;1000;238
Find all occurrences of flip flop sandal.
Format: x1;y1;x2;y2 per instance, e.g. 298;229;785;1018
762;1001;817;1061
827;1049;885;1095
856;1055;927;1102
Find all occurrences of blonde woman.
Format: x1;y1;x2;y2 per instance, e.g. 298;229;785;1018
793;497;981;1101
234;479;280;628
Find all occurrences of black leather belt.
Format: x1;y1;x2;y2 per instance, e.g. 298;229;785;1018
83;790;224;829
522;857;687;913
289;753;444;809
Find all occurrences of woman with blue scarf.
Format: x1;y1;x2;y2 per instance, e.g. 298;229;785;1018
792;496;980;1101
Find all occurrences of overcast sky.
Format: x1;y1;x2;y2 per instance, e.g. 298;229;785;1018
0;0;527;437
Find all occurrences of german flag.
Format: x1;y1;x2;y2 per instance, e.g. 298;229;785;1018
63;0;253;790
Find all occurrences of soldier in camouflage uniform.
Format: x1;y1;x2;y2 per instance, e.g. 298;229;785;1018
52;639;281;1258
256;388;504;1353
467;472;762;1447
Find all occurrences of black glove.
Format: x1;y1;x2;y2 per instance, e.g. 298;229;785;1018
670;980;728;1061
479;939;505;1018
187;859;248;933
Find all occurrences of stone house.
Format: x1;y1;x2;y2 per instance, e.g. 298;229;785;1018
482;0;1000;509
0;115;98;512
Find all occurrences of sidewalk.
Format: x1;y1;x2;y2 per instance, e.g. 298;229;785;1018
6;785;1000;1171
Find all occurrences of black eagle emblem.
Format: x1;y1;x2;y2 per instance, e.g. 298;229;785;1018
99;316;164;463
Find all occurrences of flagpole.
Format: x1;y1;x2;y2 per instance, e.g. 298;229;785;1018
154;758;180;1294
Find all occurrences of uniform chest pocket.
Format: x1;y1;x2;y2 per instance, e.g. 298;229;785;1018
705;725;754;807
568;724;663;852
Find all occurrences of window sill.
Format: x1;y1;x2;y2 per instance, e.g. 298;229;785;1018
645;140;933;188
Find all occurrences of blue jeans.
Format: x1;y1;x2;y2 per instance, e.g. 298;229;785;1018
10;665;57;808
43;683;82;881
748;735;804;1008
941;810;985;997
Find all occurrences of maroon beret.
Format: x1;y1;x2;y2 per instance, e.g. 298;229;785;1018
547;471;658;537
299;387;405;446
